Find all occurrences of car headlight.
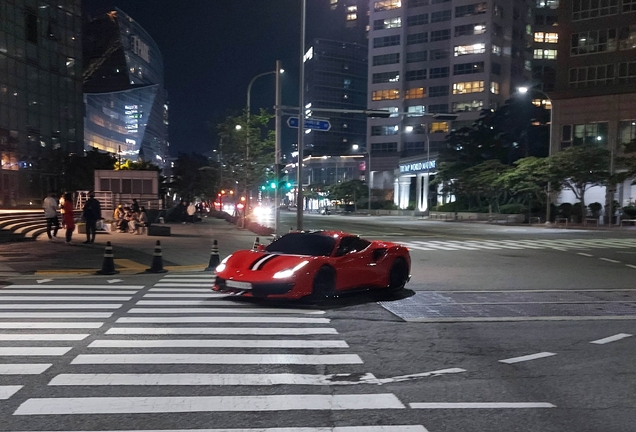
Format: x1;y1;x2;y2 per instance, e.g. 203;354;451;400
273;261;309;279
215;254;232;273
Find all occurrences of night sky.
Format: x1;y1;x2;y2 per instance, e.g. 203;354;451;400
83;1;346;156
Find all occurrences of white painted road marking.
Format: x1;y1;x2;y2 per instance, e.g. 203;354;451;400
8;285;143;289
14;394;405;414
71;353;363;365
0;334;89;341
0;364;52;374
577;253;594;257
88;339;348;348
0;428;428;432
106;327;338;335
145;292;227;297
0;304;121;309
128;307;325;315
0;347;73;356
0;312;111;318
0;322;103;329
409;402;556;409
590;333;633;344
116;316;329;324
0;290;138;295
0;385;23;399
600;258;621;264
0;296;131;301
154;283;212;287
499;352;556;364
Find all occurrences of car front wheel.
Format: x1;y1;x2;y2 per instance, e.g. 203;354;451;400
388;258;409;291
312;266;336;299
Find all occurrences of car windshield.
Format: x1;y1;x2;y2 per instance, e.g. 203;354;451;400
265;232;336;256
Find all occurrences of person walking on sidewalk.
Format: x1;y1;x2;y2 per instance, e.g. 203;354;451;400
61;192;75;245
82;191;102;244
187;201;197;223
42;191;60;241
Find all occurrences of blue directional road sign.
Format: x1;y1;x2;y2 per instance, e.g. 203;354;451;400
287;117;331;131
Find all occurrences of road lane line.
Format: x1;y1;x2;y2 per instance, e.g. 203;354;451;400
14;394;405;414
409;402;555;409
0;334;89;341
0;364;51;374
7;285;143;289
71;353;363;365
0;347;73;356
106;327;338;335
0;428;428;432
0;290;138;295
128;307;325;315
116;316;329;324
88;339;348;349
0;312;111;318
0;385;22;399
577;253;594;257
0;304;121;309
0;296;131;301
590;333;633;344
499;352;556;364
627;265;636;270
599;258;621;264
0;322;103;329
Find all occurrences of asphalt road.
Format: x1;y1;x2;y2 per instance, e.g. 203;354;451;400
0;213;634;431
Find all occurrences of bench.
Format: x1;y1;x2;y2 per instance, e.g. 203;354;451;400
620;219;636;227
147;225;171;236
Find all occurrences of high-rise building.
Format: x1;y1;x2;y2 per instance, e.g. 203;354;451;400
83;8;168;167
532;0;559;92
551;0;636;208
367;0;533;210
0;0;83;206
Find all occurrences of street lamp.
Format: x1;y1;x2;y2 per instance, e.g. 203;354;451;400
518;86;553;224
352;144;372;213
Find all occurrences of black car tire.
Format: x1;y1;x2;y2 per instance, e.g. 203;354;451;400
388;258;409;291
312;266;336;299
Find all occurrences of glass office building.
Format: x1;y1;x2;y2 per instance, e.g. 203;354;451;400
83;8;168;166
0;0;83;206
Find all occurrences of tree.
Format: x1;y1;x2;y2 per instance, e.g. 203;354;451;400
549;145;611;221
328;180;368;209
497;157;553;213
464;160;511;213
171;153;220;202
115;160;160;171
62;148;117;192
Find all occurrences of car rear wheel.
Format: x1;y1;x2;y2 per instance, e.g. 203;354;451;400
388;258;409;291
312;266;336;299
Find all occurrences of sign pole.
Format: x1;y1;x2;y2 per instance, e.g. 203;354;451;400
296;0;306;231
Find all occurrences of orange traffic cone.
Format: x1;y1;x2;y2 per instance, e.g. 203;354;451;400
96;241;118;275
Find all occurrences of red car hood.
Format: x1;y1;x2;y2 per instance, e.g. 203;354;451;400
218;250;317;283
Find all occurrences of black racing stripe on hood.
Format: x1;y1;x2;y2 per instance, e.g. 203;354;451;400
249;254;278;271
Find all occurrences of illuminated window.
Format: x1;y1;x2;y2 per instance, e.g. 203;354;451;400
372;71;400;83
534;32;558;43
407;105;426;116
452;100;483;112
455;2;487;17
452;81;484;94
455;23;486;36
330;0;338;10
371;125;400;136
536;0;559;8
490;82;500;94
531;99;552;109
454;43;486;56
534;49;557;59
405;87;425;99
430;122;449;133
372;89;400;101
347;13;357;20
619;26;636;50
374;0;402;11
386;107;400;117
373;17;402;30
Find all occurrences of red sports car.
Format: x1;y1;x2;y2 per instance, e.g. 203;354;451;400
213;230;411;300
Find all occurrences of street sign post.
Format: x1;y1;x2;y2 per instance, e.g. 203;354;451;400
287;117;331;131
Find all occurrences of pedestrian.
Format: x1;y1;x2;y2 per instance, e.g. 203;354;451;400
187;201;196;223
113;204;124;220
61;192;75;245
131;198;140;213
43;191;60;241
82;190;102;244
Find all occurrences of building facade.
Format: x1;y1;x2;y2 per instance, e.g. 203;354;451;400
83;8;168;167
0;0;83;206
367;0;533;210
551;0;636;209
532;0;559;92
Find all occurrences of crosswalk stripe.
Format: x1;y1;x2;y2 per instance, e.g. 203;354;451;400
49;372;363;386
411;241;458;250
136;300;259;306
106;327;338;335
88;339;348;349
0;304;122;309
0;296;131;301
0;290;138;295
0;347;73;356
0;385;23;399
0;322;103;329
71;353;363;365
402;244;435;251
431;241;478;250
154;279;214;283
0;334;89;341
0;364;52;374
116;316;330;324
0;312;112;318
0;427;428;432
154;283;211;287
8;285;143;289
14;393;405;414
479;241;522;249
128;308;325;315
463;241;498;249
160;274;215;278
145;292;226;297
497;241;542;249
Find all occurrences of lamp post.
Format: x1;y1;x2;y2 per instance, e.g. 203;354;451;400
296;0;307;231
518;86;553;224
353;144;371;213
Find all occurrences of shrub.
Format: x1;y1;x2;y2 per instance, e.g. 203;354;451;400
498;203;527;214
588;202;602;217
623;205;636;219
436;201;465;212
558;203;573;218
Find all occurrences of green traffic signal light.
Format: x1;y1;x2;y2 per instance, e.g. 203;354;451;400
260;185;266;190
270;182;276;189
286;182;291;188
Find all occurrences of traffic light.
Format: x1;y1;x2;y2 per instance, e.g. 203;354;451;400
270;182;277;189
